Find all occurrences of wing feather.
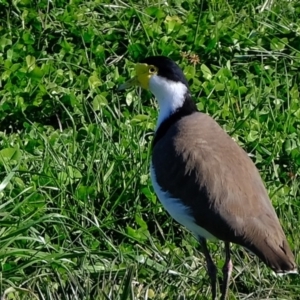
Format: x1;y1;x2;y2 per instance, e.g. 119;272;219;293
152;112;296;272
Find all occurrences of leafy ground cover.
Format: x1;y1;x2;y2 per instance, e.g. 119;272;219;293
0;0;300;299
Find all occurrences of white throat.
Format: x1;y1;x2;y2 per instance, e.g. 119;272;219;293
149;75;188;130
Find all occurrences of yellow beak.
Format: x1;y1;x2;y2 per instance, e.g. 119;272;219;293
118;63;151;91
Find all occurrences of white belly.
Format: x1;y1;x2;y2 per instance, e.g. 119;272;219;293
150;165;216;240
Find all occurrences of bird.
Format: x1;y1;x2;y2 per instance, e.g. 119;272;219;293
118;56;297;299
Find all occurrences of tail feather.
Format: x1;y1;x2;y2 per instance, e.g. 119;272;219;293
248;236;297;274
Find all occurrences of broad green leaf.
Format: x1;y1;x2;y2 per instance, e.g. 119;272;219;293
201;64;212;80
0;35;12;51
0;148;22;164
164;15;183;33
93;94;108;111
88;74;102;89
26;55;36;72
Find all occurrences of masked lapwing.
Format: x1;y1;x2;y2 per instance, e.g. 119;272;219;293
118;56;297;300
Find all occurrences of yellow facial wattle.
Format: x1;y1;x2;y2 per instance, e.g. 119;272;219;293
135;63;151;90
118;63;158;91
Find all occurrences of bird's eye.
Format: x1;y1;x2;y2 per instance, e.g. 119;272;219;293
149;67;156;73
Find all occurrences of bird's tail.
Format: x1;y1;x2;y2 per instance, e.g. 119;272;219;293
250;236;297;274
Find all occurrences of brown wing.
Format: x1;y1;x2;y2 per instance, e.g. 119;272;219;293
152;112;296;273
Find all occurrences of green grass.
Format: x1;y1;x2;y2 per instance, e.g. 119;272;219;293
0;0;300;299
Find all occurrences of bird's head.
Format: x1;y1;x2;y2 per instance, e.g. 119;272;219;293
118;56;189;98
118;56;195;128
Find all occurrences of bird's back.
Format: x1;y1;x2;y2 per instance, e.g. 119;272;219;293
152;112;296;273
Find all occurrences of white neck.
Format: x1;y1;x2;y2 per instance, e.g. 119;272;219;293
149;75;188;130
